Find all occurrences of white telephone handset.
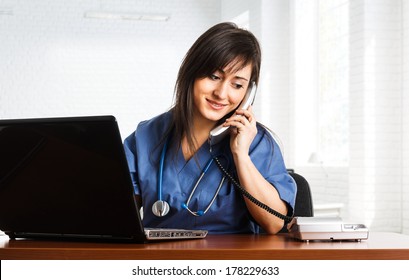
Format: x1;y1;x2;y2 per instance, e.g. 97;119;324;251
208;82;257;146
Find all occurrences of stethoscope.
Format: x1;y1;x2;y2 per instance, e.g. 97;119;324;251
152;137;227;217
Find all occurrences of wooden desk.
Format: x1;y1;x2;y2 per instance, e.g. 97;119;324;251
0;232;408;260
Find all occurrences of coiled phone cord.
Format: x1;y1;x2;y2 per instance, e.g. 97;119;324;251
212;155;293;223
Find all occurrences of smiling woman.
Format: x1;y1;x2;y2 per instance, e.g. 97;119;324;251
123;22;296;235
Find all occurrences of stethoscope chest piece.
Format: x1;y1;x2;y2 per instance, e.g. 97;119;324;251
152;200;170;217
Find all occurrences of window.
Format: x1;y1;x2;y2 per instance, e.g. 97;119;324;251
317;0;349;164
293;0;349;165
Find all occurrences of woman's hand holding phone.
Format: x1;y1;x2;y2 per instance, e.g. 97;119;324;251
224;106;257;157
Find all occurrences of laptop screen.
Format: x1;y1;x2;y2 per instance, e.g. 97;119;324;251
0;116;146;242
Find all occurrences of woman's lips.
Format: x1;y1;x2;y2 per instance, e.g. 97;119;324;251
207;99;227;110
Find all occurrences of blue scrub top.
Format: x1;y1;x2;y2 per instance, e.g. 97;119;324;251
123;111;296;234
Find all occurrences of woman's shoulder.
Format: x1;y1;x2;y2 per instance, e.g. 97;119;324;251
124;111;172;148
254;122;277;143
251;122;282;154
136;111;172;135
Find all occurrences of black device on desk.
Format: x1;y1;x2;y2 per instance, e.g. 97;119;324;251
0;116;207;242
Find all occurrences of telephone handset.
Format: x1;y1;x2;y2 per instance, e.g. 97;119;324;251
208;82;257;146
208;82;294;223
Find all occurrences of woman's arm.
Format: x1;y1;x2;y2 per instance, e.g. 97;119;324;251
225;107;291;234
232;153;289;233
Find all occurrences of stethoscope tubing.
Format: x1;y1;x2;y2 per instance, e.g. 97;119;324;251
153;136;228;217
182;158;226;216
157;137;169;201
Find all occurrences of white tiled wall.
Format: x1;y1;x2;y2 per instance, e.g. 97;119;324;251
347;0;403;231
403;0;409;234
291;0;409;234
0;0;221;138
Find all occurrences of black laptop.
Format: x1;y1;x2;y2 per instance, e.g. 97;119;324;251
0;116;207;242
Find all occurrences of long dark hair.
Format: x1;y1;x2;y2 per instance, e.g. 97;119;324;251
166;22;262;155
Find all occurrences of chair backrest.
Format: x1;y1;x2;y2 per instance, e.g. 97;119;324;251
288;170;314;217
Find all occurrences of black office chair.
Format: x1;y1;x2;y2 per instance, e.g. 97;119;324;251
288;170;314;217
278;170;314;233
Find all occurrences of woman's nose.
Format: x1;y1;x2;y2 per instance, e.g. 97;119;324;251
213;82;229;99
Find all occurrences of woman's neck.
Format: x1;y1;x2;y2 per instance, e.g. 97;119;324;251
181;115;216;161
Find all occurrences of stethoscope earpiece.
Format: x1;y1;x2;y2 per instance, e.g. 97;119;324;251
181;203;205;217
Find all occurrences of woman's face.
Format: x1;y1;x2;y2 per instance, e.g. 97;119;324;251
192;62;253;125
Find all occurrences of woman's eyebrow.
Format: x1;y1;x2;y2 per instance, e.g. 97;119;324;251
218;68;249;81
234;76;249;82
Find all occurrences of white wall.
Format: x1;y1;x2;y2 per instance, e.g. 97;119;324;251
0;0;221;139
403;0;409;234
293;0;409;234
348;0;403;232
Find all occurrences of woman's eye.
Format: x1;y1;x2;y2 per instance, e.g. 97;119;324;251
233;83;244;89
210;74;220;80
